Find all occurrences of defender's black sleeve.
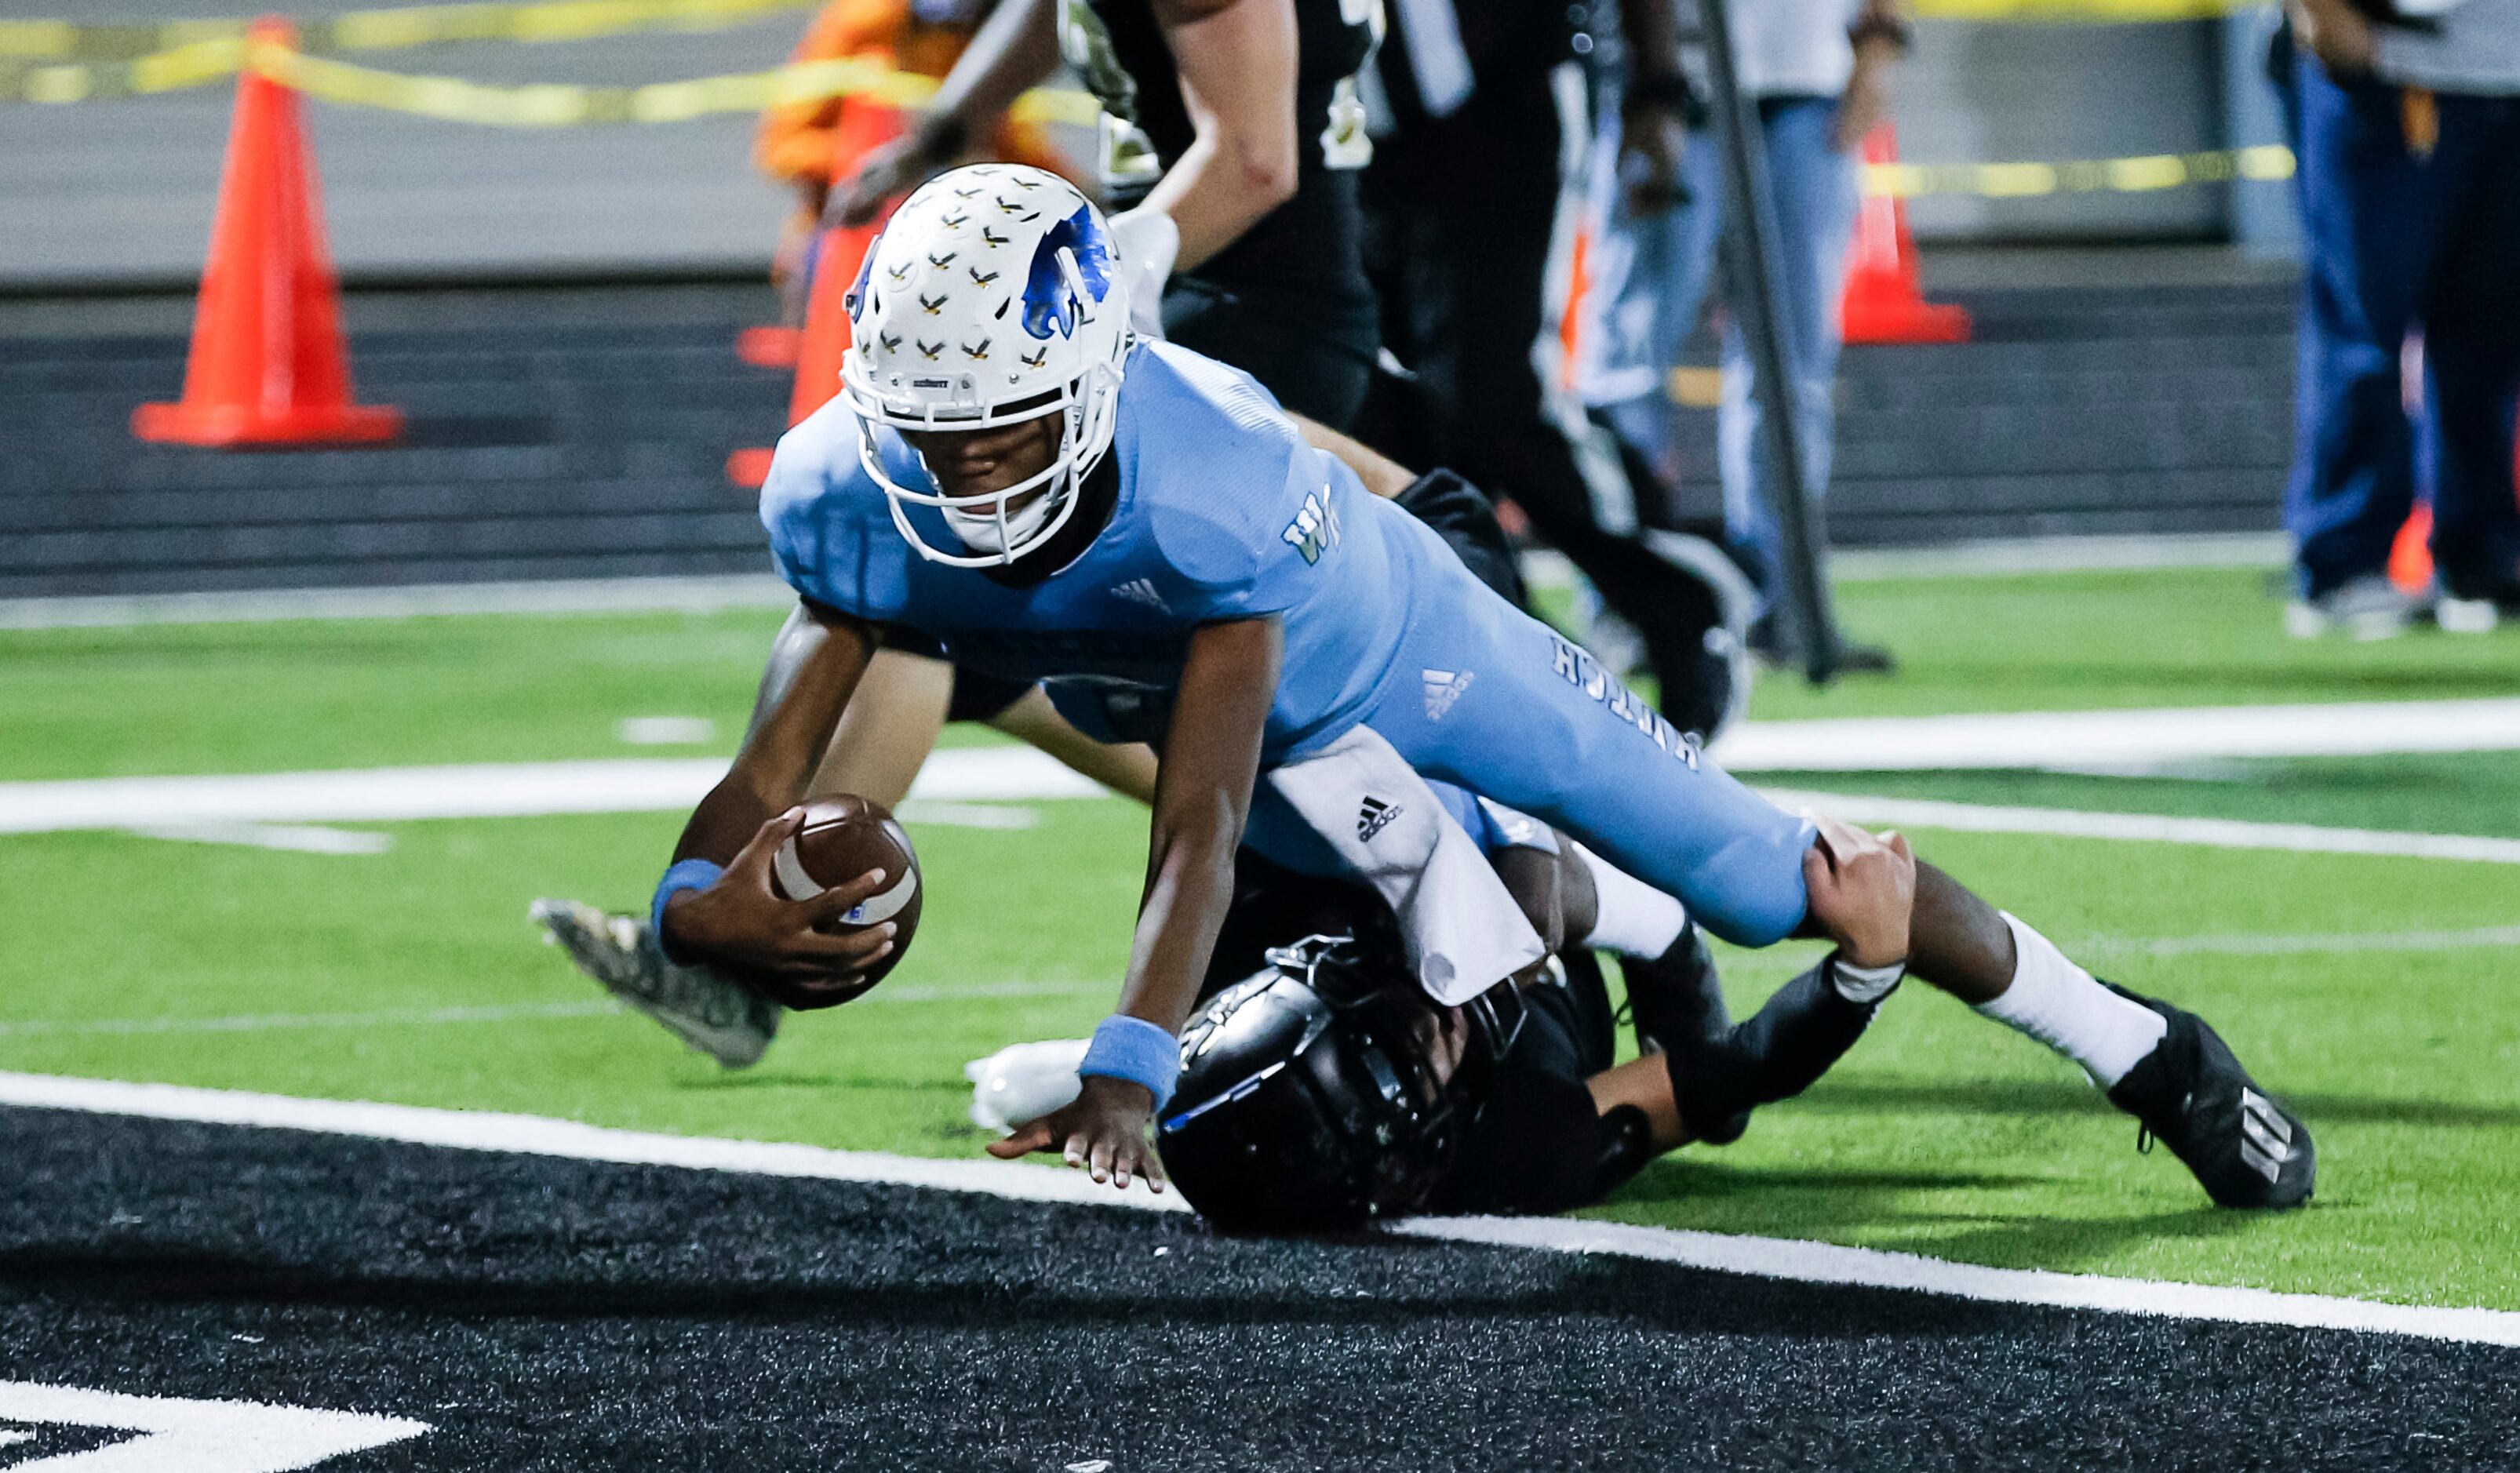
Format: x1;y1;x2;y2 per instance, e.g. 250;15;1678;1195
1666;961;1881;1137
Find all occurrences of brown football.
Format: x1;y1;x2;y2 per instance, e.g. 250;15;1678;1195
771;795;922;987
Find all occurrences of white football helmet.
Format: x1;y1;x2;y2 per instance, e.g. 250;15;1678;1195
840;164;1134;566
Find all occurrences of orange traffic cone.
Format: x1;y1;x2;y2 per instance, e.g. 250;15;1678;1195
1840;125;1970;347
728;100;902;489
134;19;400;448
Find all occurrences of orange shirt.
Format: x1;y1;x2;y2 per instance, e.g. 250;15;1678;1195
754;0;1066;186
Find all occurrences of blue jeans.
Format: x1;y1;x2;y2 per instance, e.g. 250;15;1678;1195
1577;95;1859;609
2286;56;2520;600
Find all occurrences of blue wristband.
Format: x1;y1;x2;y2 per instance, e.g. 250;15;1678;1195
1078;1015;1182;1111
650;859;725;961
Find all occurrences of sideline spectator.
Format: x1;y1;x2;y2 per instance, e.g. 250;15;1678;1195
755;0;1068;321
2281;0;2520;638
1575;0;1906;669
1361;0;1758;739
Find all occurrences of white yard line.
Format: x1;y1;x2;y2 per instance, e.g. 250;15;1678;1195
1710;698;2520;772
0;747;1105;836
2;700;2510;842
4;1071;2515;1348
129;822;395;855
2088;924;2520;958
1757;787;2520;865
0;575;796;631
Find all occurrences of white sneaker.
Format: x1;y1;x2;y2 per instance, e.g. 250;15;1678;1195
530;899;780;1068
2286;575;2416;642
2435;595;2500;635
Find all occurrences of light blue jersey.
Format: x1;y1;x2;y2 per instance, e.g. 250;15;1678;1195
765;341;1426;763
760;340;1817;946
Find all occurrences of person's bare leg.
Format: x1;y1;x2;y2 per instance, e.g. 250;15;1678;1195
1588;1057;1692;1151
803;648;955;807
1903;857;2167;1088
1904;861;2016;1004
985;686;1160;804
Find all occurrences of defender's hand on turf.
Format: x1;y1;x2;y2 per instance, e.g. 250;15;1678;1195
661;807;898;1008
986;1075;1167;1193
1801;815;1916;969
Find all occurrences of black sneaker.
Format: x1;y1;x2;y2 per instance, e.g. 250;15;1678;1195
2103;982;2314;1209
1619;924;1749;1145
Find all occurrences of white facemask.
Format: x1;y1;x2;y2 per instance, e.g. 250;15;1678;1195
939;476;1065;558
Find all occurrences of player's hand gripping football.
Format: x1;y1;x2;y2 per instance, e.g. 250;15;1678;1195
1801;814;1917;969
660;807;899;1009
986;1075;1167;1194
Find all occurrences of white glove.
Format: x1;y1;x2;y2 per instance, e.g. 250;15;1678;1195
1107;205;1179;341
964;1038;1089;1133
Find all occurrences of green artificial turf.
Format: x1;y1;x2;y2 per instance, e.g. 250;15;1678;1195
3;564;2517;1311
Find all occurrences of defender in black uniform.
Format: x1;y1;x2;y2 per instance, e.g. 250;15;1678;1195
832;0;1385;430
1160;842;1898;1229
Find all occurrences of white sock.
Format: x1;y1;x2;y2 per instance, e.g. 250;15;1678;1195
1976;913;2168;1087
1573;844;1688;958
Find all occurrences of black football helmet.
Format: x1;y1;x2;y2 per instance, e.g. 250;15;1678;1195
1156;933;1470;1234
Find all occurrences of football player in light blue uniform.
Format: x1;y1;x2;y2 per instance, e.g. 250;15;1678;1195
650;165;2313;1210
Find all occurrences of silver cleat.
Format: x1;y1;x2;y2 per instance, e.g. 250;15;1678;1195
530;898;780;1069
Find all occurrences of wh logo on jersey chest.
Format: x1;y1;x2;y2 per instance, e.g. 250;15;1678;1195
1422;667;1474;720
1109;577;1168;613
1357;795;1402;842
1282;486;1342;565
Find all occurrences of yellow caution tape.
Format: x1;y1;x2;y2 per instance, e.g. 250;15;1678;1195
1863;144;2296;198
1;0;820;63
1908;0;2260;20
5;24;2285;203
1;0;2269;67
245;37;1099;125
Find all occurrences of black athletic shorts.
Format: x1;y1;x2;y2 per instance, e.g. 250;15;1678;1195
1163;278;1381;432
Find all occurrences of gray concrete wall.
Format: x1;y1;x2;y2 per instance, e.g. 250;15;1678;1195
1;3;806;286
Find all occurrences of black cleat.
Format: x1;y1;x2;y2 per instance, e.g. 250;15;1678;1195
2103;981;2314;1209
1619;923;1749;1145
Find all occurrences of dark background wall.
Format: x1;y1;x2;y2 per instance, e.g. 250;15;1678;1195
0;261;2292;599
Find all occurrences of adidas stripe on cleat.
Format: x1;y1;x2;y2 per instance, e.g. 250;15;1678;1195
2101;980;2314;1209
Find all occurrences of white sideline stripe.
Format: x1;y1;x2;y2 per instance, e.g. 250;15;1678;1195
0;536;2284;632
5;1071;2518;1350
0;981;1106;1039
0;1071;1187;1213
0;747;1107;835
1713;698;2520;773
1758;787;2520;866
1389;1217;2520;1348
0;1380;428;1470
0;574;796;631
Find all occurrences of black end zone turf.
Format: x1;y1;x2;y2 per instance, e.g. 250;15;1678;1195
2;1104;2513;1471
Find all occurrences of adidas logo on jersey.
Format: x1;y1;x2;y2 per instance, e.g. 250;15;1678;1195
1110;577;1168;613
1422;667;1473;720
1356;795;1403;843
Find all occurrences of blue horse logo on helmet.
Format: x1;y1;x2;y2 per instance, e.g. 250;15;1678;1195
1020;205;1113;342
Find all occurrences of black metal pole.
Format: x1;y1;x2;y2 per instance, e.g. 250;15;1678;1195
1696;0;1841;683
